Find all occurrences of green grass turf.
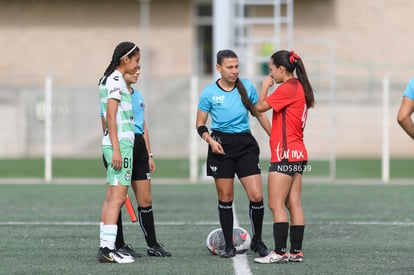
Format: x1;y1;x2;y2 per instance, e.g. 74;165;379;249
1;183;414;274
1;157;414;179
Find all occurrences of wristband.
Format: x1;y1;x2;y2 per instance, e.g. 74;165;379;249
149;153;153;158
197;125;209;138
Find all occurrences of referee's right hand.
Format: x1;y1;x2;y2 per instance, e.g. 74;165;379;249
210;140;225;155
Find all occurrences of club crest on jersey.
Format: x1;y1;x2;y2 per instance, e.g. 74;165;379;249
125;170;131;181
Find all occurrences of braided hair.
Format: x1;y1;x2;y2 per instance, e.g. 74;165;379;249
216;49;257;117
99;42;140;85
270;50;315;108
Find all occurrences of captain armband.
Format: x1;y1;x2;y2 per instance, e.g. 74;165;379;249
197;125;209;138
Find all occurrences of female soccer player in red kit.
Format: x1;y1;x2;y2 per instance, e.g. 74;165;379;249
254;50;315;264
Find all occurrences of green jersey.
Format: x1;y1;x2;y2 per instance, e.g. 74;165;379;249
100;70;135;147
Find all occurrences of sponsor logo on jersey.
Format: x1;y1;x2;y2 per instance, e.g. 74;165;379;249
212;95;225;101
274;142;305;161
113;76;119;81
110;87;121;95
212;95;225;106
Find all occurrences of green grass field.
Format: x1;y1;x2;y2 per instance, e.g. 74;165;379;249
1;183;414;274
1;158;414;274
1;158;414;179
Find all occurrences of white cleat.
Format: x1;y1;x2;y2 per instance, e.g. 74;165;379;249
254;251;288;264
100;248;135;264
116;250;134;261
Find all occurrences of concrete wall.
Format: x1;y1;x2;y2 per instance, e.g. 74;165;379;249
1;0;414;158
0;0;193;86
2;0;414;84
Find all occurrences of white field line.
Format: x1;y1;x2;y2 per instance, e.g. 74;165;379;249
232;204;252;275
1;221;414;226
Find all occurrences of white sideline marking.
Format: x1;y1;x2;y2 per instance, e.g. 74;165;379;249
0;221;221;226
1;221;414;226
232;205;252;275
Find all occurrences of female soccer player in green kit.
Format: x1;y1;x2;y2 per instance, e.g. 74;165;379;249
98;42;139;264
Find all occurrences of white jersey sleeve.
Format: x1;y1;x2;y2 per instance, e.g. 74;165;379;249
106;73;124;102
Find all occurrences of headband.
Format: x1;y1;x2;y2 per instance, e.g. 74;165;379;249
289;50;300;64
120;45;137;60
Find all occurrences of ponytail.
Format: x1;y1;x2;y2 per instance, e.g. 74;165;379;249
294;55;315;108
235;78;257;117
99;42;140;85
271;50;315;108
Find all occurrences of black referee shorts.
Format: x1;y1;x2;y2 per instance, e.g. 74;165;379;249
206;130;261;179
131;134;151;181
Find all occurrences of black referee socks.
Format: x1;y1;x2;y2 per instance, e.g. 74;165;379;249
138;206;157;247
218;200;234;248
249;200;265;241
115;210;125;249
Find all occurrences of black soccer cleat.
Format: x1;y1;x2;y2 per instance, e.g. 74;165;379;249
220;246;236;258
117;244;142;258
147;243;172;257
250;239;271;257
97;247;104;262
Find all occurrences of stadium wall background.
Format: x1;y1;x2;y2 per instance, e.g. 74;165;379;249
1;0;414;159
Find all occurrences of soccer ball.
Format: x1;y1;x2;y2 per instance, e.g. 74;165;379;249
206;226;251;255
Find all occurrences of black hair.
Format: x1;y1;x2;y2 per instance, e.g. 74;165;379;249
271;50;315;108
216;49;257;117
99;42;140;85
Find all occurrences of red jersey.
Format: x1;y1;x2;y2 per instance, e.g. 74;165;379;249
265;78;308;162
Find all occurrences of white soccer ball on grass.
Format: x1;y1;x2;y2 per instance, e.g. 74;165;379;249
206;226;251;255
